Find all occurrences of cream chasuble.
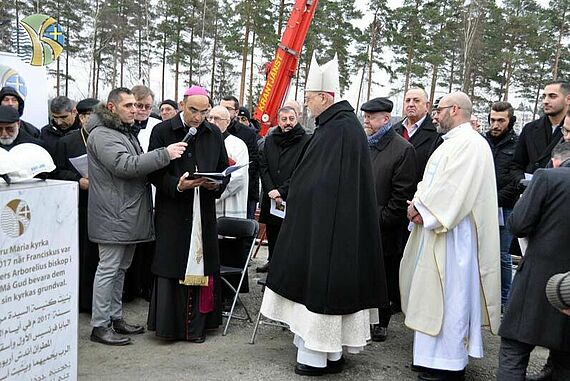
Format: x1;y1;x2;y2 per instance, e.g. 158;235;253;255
399;123;501;369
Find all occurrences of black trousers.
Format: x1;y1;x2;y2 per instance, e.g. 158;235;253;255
498;337;570;381
378;254;402;328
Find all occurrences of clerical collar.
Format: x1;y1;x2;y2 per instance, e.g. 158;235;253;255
134;118;149;130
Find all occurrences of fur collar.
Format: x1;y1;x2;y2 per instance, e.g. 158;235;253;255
85;105;132;134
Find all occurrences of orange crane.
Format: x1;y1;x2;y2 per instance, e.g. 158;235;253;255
253;0;319;136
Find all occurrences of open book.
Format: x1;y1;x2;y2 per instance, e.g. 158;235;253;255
193;162;250;183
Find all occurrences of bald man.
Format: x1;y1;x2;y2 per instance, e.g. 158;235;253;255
400;92;501;380
147;86;229;342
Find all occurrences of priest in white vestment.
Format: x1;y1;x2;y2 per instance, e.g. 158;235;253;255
400;91;501;381
208;105;249;219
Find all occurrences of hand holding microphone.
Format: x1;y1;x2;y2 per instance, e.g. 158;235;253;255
166;142;187;160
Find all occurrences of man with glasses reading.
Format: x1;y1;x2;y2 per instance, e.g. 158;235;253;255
400;92;501;381
147;86;229;343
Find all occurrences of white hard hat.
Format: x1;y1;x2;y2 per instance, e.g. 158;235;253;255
0;143;55;183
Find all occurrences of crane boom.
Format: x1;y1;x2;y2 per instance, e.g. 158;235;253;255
253;0;319;136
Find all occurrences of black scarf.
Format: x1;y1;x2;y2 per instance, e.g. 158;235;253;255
271;123;306;148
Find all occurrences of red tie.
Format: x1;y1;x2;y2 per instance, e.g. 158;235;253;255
402;127;410;141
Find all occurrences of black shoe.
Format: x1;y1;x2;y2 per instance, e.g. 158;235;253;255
325;357;345;374
256;262;270;273
418;368;465;381
371;324;387;342
411;364;429;373
525;362;553;381
294;363;324;376
112;319;145;335
90;327;131;346
187;336;205;343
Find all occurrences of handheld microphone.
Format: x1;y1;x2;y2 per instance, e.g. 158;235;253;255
182;127;197;143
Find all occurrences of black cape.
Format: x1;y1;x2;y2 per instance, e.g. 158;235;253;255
266;101;388;315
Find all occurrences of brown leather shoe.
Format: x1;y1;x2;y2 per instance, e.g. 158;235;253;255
90;327;131;346
112;319;145;335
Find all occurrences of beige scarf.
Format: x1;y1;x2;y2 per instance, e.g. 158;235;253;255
180;186;209;286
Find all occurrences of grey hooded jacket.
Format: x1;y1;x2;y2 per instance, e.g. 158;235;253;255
86;106;170;244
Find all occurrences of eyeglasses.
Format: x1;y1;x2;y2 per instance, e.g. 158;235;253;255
433;105;455;114
135;103;152;110
188;107;210;117
207;116;228;122
0;126;17;134
304;93;323;103
562;127;570;136
238;116;249;123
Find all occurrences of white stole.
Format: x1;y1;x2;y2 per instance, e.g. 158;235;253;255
180;186;209;286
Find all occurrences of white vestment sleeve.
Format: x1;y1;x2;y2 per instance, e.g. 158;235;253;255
415;200;442;231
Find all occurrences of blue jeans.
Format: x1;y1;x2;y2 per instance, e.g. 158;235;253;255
500;208;513;307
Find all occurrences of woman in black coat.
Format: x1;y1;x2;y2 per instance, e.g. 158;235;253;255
256;117;310;273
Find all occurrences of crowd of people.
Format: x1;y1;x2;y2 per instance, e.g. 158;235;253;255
1;54;569;381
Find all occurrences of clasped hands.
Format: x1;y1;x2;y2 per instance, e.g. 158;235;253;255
177;172;220;192
268;189;283;206
407;200;423;225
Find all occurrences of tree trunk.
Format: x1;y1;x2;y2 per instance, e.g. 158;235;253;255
65;21;69;97
161;15;168;100
552;17;565;80
277;0;285;37
189;1;196;86
120;38;124;87
366;14;377;102
239;0;251;105
248;31;256;108
174;14;182;101
210;10;219;97
402;45;413;109
503;59;513;102
429;63;437;104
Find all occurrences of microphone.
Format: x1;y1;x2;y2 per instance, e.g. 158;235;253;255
181;127;197;143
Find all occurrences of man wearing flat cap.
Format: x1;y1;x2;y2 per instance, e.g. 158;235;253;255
0;105;43;150
362;97;417;343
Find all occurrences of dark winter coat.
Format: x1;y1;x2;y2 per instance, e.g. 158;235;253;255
513;115;564;174
393;113;440;184
499;162;570;351
485;130;523;209
86;107;171;244
40;117;81;159
369;127;417;258
228;119;260;202
266;101;388;315
258;123;311;226
149;114;229;279
0;86;40;138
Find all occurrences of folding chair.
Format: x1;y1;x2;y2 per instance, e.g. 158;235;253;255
249;278;288;344
217;217;259;336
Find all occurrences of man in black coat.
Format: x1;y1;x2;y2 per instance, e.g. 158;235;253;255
256;106;311;273
41;95;81;159
393;87;440;185
498;142;570;381
147;86;229;342
362;97;416;343
0;105;43;150
484;101;523;309
514;81;569;174
0;86;40;138
53;98;100;312
220;95;260;219
260;54;388;375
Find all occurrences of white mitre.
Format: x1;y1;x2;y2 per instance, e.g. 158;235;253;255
305;52;340;96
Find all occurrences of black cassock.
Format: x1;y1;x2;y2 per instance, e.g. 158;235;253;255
147;115;229;340
266;101;388;315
